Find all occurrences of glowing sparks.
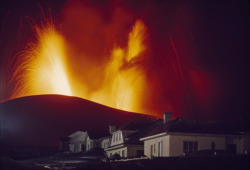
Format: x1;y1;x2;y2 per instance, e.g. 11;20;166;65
34;24;72;96
10;19;149;114
11;22;72;99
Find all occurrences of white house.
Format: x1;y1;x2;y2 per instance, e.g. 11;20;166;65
140;112;250;158
68;131;87;153
97;126;115;150
105;120;162;158
86;131;111;151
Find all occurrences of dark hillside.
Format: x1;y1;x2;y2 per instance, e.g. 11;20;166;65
0;95;155;156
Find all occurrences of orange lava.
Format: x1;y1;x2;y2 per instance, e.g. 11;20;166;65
11;19;151;115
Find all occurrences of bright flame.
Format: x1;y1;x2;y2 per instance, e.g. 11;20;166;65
91;19;148;112
11;19;149;114
127;20;147;61
11;22;72;98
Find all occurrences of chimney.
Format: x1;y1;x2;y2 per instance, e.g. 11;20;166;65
109;126;116;134
163;112;173;124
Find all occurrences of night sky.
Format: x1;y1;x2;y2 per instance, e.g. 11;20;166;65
0;0;250;122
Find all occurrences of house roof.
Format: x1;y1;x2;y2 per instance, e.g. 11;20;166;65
142;118;250;139
87;131;110;140
121;119;163;145
68;131;87;138
119;121;152;131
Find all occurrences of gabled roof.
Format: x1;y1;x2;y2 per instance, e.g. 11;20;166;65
69;131;87;138
87;131;110;140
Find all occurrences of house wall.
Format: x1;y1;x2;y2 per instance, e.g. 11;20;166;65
69;132;87;153
70;142;85;153
106;145;144;158
226;137;242;154
242;137;250;154
111;130;124;146
169;135;225;156
106;147;128;158
143;134;226;157
101;138;111;149
226;136;250;154
86;137;95;151
127;145;144;157
144;135;170;158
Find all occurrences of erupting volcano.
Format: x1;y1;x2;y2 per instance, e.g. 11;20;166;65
9;17;150;114
0;0;249;121
11;20;72;98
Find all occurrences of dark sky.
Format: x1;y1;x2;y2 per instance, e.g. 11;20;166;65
0;0;249;122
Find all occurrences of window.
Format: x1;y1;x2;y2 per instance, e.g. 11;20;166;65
211;142;215;150
113;134;115;142
194;142;198;152
183;141;198;155
189;142;193;153
116;133;118;141
227;144;236;154
119;132;121;140
110;153;112;157
158;141;162;157
150;145;153;156
122;150;125;158
183;141;188;154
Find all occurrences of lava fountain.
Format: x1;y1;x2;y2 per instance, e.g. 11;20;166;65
10;18;149;114
11;20;72;99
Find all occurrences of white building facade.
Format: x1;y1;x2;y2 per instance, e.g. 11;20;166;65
85;131;111;151
140;113;250;158
68;131;87;153
141;132;230;157
105;122;154;158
